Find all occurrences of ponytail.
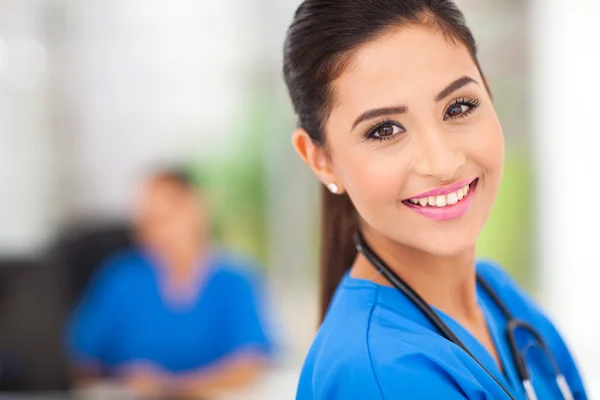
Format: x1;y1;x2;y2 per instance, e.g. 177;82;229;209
319;186;358;321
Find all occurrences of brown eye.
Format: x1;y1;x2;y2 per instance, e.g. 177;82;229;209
443;98;480;121
372;123;403;138
446;104;468;118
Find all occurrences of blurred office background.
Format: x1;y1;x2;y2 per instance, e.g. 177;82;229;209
0;0;598;398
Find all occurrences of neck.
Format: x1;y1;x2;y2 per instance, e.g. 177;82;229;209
351;229;480;325
162;240;209;282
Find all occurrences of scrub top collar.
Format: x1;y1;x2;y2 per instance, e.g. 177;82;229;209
342;271;527;399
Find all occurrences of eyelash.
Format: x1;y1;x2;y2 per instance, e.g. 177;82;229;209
363;119;405;143
363;97;481;142
444;97;481;121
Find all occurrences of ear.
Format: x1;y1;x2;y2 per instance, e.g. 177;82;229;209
292;128;344;193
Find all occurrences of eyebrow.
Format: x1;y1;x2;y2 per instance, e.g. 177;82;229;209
352;105;408;130
350;76;479;130
434;76;478;102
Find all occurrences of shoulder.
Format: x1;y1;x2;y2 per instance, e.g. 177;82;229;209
475;260;587;396
89;249;151;293
70;250;150;323
298;283;383;399
299;283;473;399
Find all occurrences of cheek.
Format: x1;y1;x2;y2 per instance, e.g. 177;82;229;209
467;117;505;178
332;143;413;215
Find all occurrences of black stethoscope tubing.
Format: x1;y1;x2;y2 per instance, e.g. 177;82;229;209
354;231;574;400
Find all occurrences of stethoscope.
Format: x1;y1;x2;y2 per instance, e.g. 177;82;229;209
354;231;574;400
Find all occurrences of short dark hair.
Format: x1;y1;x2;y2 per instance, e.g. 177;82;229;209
150;167;196;191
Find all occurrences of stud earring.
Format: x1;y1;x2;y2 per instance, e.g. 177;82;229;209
327;183;340;194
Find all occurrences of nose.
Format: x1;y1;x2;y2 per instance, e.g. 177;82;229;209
412;128;465;181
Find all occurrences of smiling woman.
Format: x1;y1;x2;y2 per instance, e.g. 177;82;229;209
283;0;587;399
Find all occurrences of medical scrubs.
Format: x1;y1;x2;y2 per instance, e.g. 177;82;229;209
67;250;273;373
297;261;587;399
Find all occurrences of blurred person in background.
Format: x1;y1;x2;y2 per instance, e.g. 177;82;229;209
66;168;274;399
284;0;587;399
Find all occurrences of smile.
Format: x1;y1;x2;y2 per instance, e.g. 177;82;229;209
402;178;478;221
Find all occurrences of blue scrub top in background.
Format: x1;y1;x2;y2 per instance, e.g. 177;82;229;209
67;250;273;373
297;261;587;399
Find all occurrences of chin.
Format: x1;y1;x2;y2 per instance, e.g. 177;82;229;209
400;230;480;258
364;212;485;258
397;211;487;258
421;241;475;258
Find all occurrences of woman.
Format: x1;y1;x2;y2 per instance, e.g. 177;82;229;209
283;0;587;399
67;169;273;399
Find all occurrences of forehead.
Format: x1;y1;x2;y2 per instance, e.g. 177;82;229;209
140;179;191;208
331;25;481;117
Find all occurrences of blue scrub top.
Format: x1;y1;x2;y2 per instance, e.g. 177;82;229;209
67;249;273;373
297;261;587;399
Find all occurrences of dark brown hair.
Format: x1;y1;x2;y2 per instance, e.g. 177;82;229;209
283;0;485;320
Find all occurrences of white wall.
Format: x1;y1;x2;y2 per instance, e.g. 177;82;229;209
61;0;260;219
0;0;55;256
530;0;600;395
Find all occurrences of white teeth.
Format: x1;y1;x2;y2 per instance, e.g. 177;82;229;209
447;192;458;205
408;182;474;208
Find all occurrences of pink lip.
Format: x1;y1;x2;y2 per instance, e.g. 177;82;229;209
405;177;477;200
403;178;478;222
